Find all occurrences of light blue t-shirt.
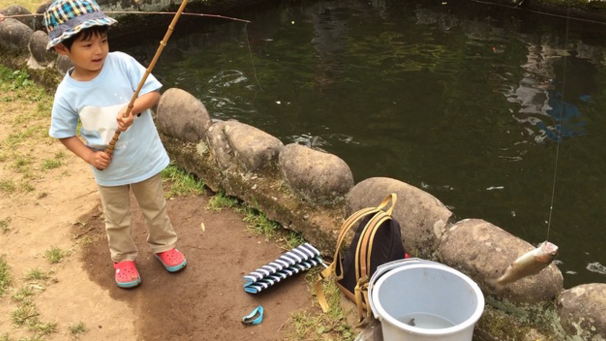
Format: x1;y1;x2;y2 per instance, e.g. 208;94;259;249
49;51;169;186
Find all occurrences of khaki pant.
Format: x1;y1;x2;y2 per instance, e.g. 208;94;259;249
98;172;178;262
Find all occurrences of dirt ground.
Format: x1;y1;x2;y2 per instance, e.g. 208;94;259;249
0;79;342;340
78;194;315;341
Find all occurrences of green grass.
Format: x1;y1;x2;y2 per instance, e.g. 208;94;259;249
282;231;306;250
161;163;205;197
3;126;40;148
34;321;58;335
0;333;11;341
0;69;34;90
12;156;32;172
207;191;239;211
233;203;305;249
24;268;49;281
0;256;12;297
41;151;65;170
0;179;16;194
42;159;62;170
20;181;35;192
69;321;87;335
44;246;68;264
11;302;38;326
285;270;355;341
12;286;34;303
0;217;10;233
76;234;100;247
242;207;279;241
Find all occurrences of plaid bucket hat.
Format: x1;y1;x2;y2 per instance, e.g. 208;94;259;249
44;0;117;50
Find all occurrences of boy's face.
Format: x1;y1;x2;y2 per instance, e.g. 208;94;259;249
55;32;109;79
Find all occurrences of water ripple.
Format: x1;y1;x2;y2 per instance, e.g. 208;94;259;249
587;262;606;275
208;70;248;88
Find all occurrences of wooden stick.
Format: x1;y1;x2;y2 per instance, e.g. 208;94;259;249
105;0;189;156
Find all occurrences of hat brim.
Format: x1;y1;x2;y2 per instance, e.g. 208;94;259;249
46;17;117;51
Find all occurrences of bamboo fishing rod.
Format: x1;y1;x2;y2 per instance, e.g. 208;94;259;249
2;11;250;23
105;0;189;157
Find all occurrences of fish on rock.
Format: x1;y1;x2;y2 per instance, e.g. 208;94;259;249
493;241;559;289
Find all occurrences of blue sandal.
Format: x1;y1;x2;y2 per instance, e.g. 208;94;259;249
242;306;263;325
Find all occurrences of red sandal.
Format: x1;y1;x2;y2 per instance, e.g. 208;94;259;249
113;260;141;288
155;248;187;273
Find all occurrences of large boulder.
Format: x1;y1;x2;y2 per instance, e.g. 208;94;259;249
207;120;283;174
29;30;54;66
346;177;454;258
279;143;353;205
0;18;34;53
438;219;563;304
0;5;34;29
156;88;212;142
558;283;606;340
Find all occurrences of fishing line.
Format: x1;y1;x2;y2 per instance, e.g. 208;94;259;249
3;11;250;23
282;0;297;22
243;22;264;93
545;6;571;242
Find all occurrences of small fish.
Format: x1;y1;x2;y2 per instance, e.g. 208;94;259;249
493;241;559;289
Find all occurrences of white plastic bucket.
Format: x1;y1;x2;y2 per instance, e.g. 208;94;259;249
369;259;485;341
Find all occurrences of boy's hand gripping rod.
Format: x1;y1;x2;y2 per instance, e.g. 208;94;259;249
104;0;189;157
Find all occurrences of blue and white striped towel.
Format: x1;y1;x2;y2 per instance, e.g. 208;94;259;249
243;243;323;294
244;257;323;294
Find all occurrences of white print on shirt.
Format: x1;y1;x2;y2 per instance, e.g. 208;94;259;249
79;102;140;153
80;103;123;147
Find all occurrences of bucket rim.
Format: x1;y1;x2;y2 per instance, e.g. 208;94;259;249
370;263;485;336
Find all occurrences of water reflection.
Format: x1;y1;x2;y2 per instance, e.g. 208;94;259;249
498;40;588;143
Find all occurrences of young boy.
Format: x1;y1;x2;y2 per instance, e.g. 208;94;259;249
44;0;187;288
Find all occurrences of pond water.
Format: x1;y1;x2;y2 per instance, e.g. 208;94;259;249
118;0;606;287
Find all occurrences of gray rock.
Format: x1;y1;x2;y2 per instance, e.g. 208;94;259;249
438;219;563;304
558;283;606;340
280;143;353;205
0;18;34;53
35;0;53;31
224;121;283;172
346;177;454;258
29;30;54;66
0;5;34;29
156;88;212;142
55;55;73;75
206;121;235;172
207;121;283;174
